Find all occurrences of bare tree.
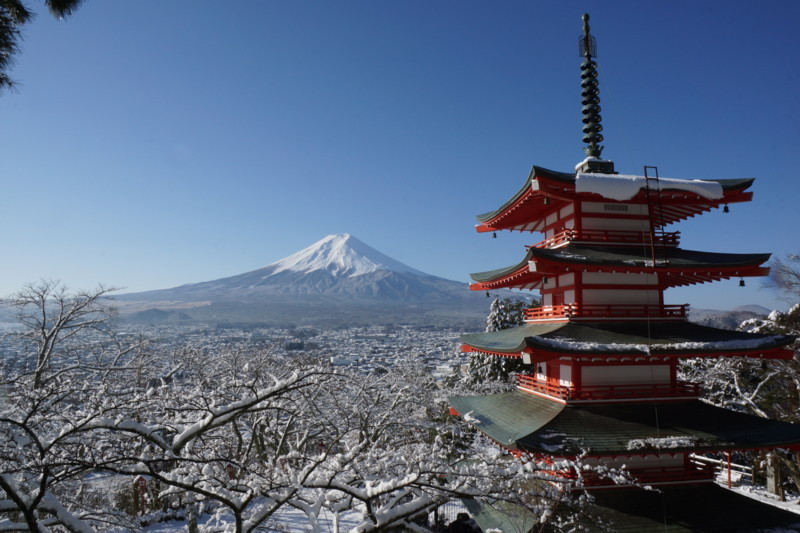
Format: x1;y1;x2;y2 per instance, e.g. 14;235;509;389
4;280;121;387
0;285;619;531
770;254;800;301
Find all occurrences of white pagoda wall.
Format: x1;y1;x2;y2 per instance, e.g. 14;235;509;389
581;365;670;386
582;272;658;285
581;289;660;305
581;217;651;232
583;453;684;469
580;202;650;232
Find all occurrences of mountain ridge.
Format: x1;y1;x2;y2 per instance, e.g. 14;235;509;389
115;234;496;325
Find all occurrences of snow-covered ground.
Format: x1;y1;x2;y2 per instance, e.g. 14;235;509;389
718;473;800;516
141;507;363;532
141;501;467;532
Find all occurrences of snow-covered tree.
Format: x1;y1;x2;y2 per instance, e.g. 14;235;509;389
3;280;135;387
769;254;800;301
678;252;800;421
678;284;800;494
485;297;527;332
0;282;609;532
458;297;529;389
0;341;153;530
679;305;800;422
0;336;591;532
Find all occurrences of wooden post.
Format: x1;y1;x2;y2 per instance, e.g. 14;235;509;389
727;451;732;489
134;476;147;515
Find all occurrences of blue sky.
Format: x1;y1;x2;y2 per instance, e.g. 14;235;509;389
1;1;798;311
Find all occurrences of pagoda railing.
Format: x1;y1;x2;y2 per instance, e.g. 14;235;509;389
531;454;716;486
578;463;716;486
532;229;680;248
524;303;689;322
515;375;701;402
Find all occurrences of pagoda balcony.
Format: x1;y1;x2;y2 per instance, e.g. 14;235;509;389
524;303;689;322
515;375;701;402
576;463;716;487
531;229;680;249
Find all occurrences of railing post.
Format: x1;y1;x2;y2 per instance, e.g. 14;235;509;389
727;451;732;488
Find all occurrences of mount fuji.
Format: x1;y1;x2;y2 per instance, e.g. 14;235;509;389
117;234;494;325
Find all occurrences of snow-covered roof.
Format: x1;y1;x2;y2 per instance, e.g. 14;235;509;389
585;484;800;532
448;391;800;455
469;245;771;290
575;172;723;201
460;321;795;357
474;165;754;232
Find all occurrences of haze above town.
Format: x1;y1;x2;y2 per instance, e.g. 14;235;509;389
2;1;798;311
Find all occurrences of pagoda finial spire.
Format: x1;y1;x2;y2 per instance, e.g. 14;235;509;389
579;13;604;159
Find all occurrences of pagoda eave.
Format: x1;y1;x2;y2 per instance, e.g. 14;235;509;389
520;344;795;361
469;270;543;291
460;343;794;362
475;167;755;233
448;392;800;457
469;264;770;292
458;344;526;358
470;246;771;290
460;321;796;361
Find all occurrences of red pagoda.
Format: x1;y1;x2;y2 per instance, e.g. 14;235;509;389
450;14;800;532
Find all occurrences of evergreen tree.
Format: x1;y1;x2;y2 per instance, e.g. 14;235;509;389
485;296;527;332
461;297;529;387
0;0;84;93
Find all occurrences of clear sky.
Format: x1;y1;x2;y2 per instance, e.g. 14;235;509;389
2;1;798;311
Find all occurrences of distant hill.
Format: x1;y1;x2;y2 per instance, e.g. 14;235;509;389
731;304;772;315
115;234;506;327
689;305;772;330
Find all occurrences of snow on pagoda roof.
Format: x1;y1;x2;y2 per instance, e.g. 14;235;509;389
469;245;771;290
586;485;800;532
460;321;795;357
448;391;800;455
575;172;723;201
474;165;755;231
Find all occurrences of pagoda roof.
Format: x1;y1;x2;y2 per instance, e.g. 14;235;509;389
476;165;755;232
469;245;771;290
460;320;795;359
570;485;800;532
464;485;800;532
448;391;800;455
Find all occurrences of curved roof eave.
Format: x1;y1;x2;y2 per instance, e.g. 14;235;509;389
449;392;800;456
461;323;568;353
475;165;575;224
527;245;771;270
461;321;796;356
469;249;535;283
470;246;771;287
475;170;755;225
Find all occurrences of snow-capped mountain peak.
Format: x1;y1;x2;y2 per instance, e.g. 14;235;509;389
115;233;486;313
266;234;428;278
